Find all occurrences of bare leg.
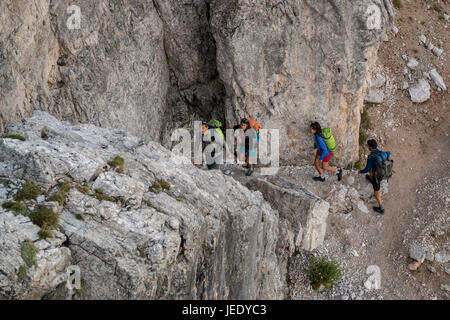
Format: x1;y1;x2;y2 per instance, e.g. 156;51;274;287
322;161;337;174
374;190;382;206
314;153;323;175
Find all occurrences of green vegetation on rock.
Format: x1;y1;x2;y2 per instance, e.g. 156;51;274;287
14;181;45;201
108;155;125;174
306;257;341;291
2;134;26;141
2;201;28;216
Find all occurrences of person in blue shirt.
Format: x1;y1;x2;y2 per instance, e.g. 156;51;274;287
310;122;342;182
359;139;390;214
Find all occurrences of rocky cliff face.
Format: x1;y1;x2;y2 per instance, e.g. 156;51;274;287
0;0;393;166
211;0;394;165
0;111;333;299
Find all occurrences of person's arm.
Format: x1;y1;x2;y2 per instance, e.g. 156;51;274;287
359;156;373;174
316;136;329;160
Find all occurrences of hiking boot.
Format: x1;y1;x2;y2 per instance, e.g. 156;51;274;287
313;176;325;182
373;206;385;214
337;168;343;181
246;168;254;176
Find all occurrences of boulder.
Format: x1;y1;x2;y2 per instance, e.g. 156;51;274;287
409;79;430;103
429;69;447;91
365;89;385;104
245;176;330;252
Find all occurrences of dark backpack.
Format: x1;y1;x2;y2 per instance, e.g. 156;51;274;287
372;151;393;180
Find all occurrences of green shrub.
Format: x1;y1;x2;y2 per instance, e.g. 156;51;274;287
159;180;171;190
14;181;45;201
94;189;115;202
2;201;28;216
393;0;402;9
41;128;48;140
75;213;84;221
38;227;54;239
286;273;291;286
137;247;146;258
47;182;72;206
306;257;341;291
77;184;91;195
108;155;125;174
21;240;39;268
2;134;26;141
149;181;162;194
30;206;59;230
18;265;29;281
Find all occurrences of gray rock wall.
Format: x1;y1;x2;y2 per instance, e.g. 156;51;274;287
0;0;393;166
211;0;394;165
0;111;285;299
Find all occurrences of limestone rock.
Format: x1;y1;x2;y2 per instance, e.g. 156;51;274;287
429;69;447;91
409;79;431;103
435;251;450;264
409;244;434;263
406;58;419;69
0;111;292;300
245;176;330;252
210;0;394;166
408;261;421;271
365;89;385;104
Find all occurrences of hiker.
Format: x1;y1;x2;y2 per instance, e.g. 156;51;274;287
359;139;391;215
310;122;342;182
234;118;258;176
200;120;225;170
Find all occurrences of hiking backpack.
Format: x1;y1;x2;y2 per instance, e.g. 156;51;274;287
321;128;337;153
247;118;262;142
372;151;393;180
208;119;225;141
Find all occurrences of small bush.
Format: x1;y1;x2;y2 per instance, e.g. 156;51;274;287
21;240;39;268
75;213;84;221
14;181;45;201
149;181;162;194
2;201;28;216
175;196;184;202
137;247;146;258
94;188;115;202
144;200;153;207
30;206;59;230
18;265;29;281
286;273;291;286
159;180;171;190
77;184;91;195
47;182;72;206
38;227;54;239
108;156;125;174
41;128;48;140
2;134;26;141
306;257;341;291
393;0;402;9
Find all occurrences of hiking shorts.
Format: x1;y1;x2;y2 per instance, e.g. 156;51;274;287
370;175;382;191
317;151;332;163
